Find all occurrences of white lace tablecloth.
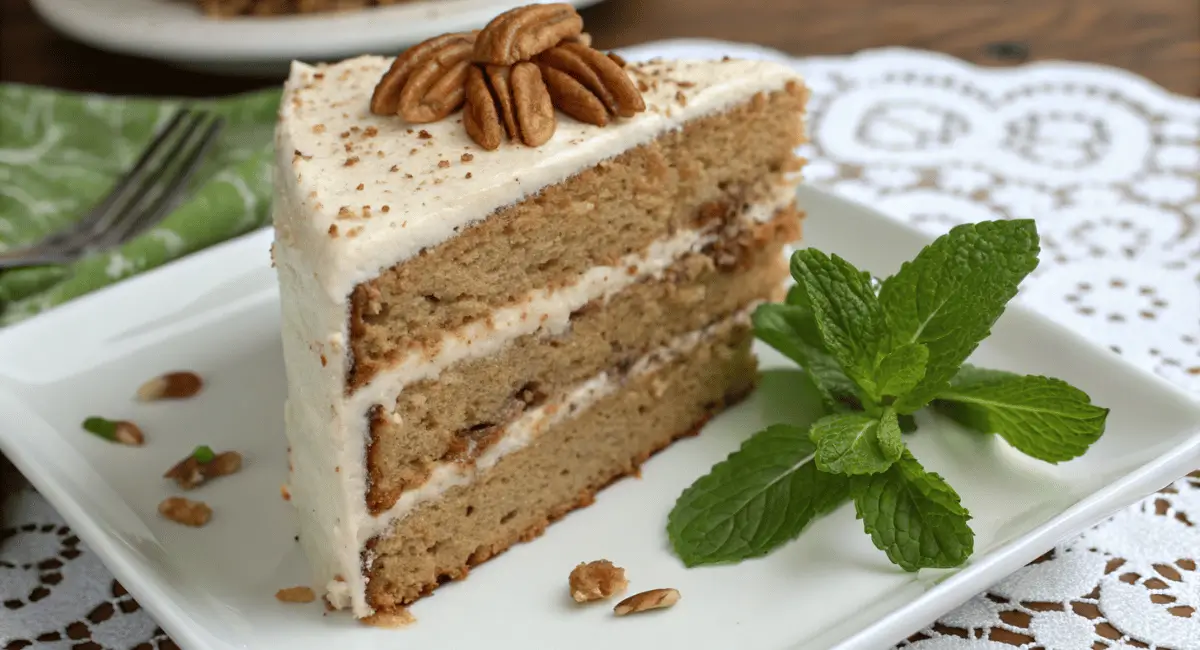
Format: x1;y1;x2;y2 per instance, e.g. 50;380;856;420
2;46;1198;649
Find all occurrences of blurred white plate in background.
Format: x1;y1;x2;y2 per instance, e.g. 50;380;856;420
30;0;606;77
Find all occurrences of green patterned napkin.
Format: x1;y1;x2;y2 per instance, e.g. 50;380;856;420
0;84;283;327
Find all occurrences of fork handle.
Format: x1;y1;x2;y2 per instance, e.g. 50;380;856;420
0;249;72;271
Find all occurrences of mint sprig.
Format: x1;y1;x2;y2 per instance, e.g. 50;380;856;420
669;219;1108;572
667;424;850;566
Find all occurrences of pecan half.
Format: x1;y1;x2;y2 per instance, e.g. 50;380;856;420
473;3;583;66
370;31;476;122
613;588;680;616
136;371;203;401
538;42;645;125
164;450;243;490
464;66;504;150
464;62;556;150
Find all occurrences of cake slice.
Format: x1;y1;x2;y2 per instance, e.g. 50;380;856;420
272;5;807;620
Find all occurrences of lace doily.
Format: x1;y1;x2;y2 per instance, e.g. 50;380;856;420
2;47;1198;649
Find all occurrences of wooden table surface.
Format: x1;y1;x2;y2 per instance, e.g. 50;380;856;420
1;0;1198;97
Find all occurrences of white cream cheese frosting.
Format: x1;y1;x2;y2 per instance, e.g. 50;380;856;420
272;54;805;617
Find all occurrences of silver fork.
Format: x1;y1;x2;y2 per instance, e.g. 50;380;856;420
0;109;225;270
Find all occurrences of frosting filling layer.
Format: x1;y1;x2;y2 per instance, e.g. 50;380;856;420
349;184;794;407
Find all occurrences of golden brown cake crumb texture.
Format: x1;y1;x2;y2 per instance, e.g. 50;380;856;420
346;87;807;390
364;316;758;612
364;206;799;514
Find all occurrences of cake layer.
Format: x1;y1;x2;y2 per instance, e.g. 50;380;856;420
363;313;757;611
347;86;805;389
364;204;798;513
276;57;804;304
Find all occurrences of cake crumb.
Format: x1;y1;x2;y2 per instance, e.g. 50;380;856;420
275;586;316;603
389;164;400;172
356;183;365;191
364;126;378;137
344;156;359;167
438;160;450;168
461;153;474;162
569;560;628;603
418;130;432;139
158;497;212;527
312;124;326;134
614;588;680;616
328;224;339;238
281;484;292;501
382;205;391;213
362;610;416;628
465;172;473;179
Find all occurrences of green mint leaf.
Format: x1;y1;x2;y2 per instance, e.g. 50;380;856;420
933;366;1108;463
668;424;851;566
877;408;905;459
811;409;903;475
878;220;1039;413
852;451;974;571
193;445;216;464
945;363;1018;385
752;303;860;406
82;416;117;441
789;249;884;400
875;342;928;398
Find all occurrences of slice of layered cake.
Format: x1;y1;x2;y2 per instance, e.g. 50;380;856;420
272;4;808;620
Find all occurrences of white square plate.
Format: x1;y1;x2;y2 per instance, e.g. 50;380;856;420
1;186;1198;650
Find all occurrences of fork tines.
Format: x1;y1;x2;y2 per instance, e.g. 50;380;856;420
44;109;225;257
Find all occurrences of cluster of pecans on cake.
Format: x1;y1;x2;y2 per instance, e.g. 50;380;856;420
369;3;645;150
